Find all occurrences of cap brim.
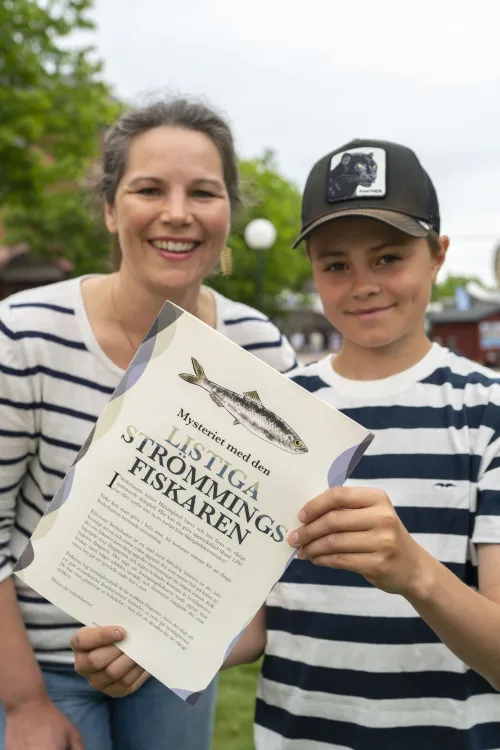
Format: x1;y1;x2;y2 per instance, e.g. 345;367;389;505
292;208;430;248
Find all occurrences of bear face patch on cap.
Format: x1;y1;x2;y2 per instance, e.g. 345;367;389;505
326;147;387;203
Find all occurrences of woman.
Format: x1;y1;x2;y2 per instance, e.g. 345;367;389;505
0;97;296;750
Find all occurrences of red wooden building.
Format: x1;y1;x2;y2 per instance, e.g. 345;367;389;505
428;301;500;366
0;246;71;301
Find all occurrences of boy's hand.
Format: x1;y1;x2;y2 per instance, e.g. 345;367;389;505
71;627;149;697
288;486;432;597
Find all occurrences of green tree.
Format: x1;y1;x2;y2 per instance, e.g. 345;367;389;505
431;274;482;302
0;0;121;270
208;151;311;317
4;185;111;275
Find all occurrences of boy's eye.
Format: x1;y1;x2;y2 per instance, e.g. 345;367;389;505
378;254;401;265
325;262;347;273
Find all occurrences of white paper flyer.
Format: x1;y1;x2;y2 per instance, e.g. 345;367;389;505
14;302;373;704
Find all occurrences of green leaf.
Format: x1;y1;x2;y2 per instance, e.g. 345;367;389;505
0;0;120;205
207;153;312;316
1;0;121;274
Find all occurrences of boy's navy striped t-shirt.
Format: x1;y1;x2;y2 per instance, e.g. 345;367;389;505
256;344;500;750
0;276;297;664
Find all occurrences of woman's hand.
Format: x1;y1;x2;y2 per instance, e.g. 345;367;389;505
5;699;83;750
288;486;433;597
71;627;149;698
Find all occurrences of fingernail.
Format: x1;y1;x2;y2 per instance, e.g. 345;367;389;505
289;530;299;546
298;510;306;522
114;629;124;640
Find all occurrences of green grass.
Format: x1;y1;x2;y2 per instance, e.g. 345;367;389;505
212;660;261;750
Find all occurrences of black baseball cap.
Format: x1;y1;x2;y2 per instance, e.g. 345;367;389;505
293;138;440;248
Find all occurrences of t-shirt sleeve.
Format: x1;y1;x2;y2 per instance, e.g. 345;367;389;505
0;307;37;582
218;295;299;374
257;326;298;374
471;388;500;545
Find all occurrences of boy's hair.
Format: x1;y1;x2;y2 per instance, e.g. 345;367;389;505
427;230;442;255
304;223;442;257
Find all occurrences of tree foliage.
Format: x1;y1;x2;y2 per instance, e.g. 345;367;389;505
1;5;310;307
4;185;110;274
208;151;312;316
0;0;120;269
431;274;482;302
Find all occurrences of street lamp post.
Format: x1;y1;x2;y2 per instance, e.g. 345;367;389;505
244;219;277;308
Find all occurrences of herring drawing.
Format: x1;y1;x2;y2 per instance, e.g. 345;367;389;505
179;358;308;455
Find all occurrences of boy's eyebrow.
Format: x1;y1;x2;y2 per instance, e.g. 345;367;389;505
315;249;346;259
315;241;394;259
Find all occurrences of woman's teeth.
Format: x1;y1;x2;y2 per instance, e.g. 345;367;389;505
150;240;197;253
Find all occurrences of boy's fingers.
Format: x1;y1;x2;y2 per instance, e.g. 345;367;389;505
309;552;361;570
298;530;378;559
71;626;125;653
74;643;125;675
299;487;380;526
85;653;142;689
290;506;380;547
101;653;142;685
118;664;148;689
130;670;151;692
105;669;151;698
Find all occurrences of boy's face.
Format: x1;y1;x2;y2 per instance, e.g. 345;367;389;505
308;217;447;350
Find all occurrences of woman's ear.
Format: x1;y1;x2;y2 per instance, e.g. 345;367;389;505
104;202;117;234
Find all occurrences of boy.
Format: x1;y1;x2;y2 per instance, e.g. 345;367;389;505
255;139;500;750
72;140;500;750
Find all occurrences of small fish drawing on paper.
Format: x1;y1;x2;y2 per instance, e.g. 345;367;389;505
179;357;308;455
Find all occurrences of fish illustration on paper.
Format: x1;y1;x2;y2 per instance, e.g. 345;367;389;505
179;358;308;455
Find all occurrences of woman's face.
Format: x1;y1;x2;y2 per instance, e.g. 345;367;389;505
105;126;231;294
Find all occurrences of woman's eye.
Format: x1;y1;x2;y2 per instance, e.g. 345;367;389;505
191;189;215;198
137;187;160;196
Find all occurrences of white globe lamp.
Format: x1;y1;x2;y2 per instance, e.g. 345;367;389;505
244;219;277;306
244;219;277;251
